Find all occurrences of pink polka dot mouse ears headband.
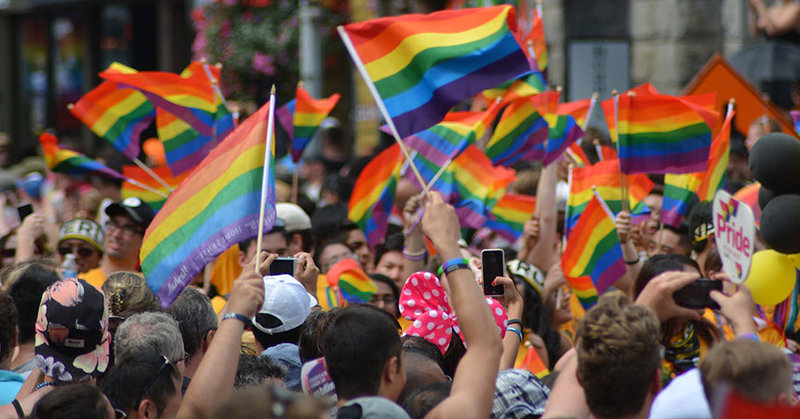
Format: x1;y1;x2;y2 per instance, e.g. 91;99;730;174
399;271;508;354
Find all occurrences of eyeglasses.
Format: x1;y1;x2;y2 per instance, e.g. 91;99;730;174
105;219;143;236
58;244;96;258
114;408;128;419
368;294;396;305
134;356;174;411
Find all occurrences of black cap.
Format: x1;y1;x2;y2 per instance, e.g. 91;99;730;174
105;197;155;229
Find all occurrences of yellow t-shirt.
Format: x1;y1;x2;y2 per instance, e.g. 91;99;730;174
79;268;107;290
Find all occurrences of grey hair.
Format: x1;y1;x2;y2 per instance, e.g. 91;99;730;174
114;312;184;364
166;286;218;358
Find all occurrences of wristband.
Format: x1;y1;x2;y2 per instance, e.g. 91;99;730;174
402;247;427;261
506;326;523;341
222;312;252;326
737;333;759;341
438;258;470;276
506;318;523;328
624;257;640;265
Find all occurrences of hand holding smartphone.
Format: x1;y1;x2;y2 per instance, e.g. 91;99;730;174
673;279;722;310
270;257;298;276
482;249;505;296
17;203;33;222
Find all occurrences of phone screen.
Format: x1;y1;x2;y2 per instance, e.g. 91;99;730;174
17;204;33;222
482;249;505;296
673;279;722;310
270;257;297;276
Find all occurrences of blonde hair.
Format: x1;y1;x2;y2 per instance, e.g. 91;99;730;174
102;271;160;317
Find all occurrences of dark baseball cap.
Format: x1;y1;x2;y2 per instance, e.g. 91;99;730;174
105;197;155;229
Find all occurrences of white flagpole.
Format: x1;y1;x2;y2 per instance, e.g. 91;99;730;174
255;85;277;274
123;176;169;199
337;25;430;198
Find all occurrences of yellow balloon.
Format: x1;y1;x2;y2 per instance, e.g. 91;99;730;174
743;250;797;306
790;253;800;271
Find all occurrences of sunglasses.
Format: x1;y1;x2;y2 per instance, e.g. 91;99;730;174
58;245;96;258
134;356;175;412
1;248;14;258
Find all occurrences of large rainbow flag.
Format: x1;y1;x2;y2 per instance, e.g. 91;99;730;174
291;85;340;162
69;76;154;160
485;97;549;166
696;108;734;202
339;5;531;138
562;190;627;295
565;159;654;238
39;133;124;180
140;101;276;307
121;166;188;212
616;93;712;174
485;192;536;242
349;144;404;248
601;83;660;142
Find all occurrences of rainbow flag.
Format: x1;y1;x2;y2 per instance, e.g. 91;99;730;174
100;67;234;140
566;142;591;167
39;133;124;180
405;104;500;167
485;97;549;166
140;101;276;307
482;71;546;106
733;182;761;224
276;99;296;139
524;4;547;74
540;113;584;165
450;145;516;228
291;85;340;162
661;173;703;228
154;62;235;176
696;109;734;202
326;258;377;304
562;190;627;294
485;192;536;241
566;159;654;238
558;98;593;130
69;79;154;160
601;83;659;142
348;144;403;248
565;275;598;310
121;166;188;212
339;5;531;138
616;93;712;174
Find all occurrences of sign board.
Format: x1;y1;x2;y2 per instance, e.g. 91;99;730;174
712;190;756;284
568;40;630;102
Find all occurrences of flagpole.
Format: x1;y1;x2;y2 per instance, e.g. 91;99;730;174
131;158;174;192
593;138;603;162
123;176;169;199
612;90;630;213
201;60;232;115
582;93;598;132
255;85;277;274
337;25;430;199
292;165;300;204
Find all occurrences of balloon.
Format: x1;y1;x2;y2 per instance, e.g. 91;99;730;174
758;185;775;211
748;133;800;194
760;194;800;254
743;250;796;306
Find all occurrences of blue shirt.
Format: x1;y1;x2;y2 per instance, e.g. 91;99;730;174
0;369;25;405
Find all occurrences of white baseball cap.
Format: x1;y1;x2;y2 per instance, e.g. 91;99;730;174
276;202;312;233
252;275;317;334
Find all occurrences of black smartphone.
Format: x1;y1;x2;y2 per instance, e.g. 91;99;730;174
270;257;297;276
482;249;505;296
17;204;33;222
673;279;722;310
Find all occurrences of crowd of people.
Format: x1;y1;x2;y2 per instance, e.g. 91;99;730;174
0;99;797;419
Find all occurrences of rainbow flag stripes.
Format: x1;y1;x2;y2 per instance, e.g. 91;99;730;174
340;5;530;138
405;105;500;167
616;93;712;174
140;101;276;308
291;85;340;162
562;190;627;294
349;144;404;248
661;173;702;228
70;80;154;160
326;258;377;304
450;145;516;229
565;275;598;310
121;166;188;212
485;98;549;166
541;113;583;165
485;192;536;242
39;133;124;180
696;109;734;202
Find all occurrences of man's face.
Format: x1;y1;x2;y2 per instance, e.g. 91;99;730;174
368;280;398;317
104;215;144;262
345;229;373;270
374;250;404;289
241;231;289;265
319;243;356;273
647;229;690;258
58;238;102;273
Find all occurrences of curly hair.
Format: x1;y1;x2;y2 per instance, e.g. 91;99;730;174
576;293;661;418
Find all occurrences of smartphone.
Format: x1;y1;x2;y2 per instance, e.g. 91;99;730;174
270;257;298;276
17;204;33;222
673;279;722;310
482;249;505;296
